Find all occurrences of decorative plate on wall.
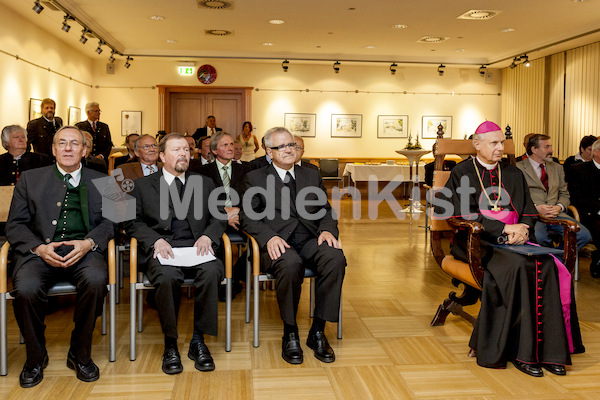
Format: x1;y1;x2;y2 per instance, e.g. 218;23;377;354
197;64;217;84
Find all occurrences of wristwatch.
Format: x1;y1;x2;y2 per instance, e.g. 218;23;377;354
86;237;98;251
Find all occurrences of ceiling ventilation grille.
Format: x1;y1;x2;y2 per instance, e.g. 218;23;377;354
197;1;234;10
416;36;450;44
457;10;501;20
205;29;233;36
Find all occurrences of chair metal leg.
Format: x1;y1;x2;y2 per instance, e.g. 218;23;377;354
574;253;580;281
0;295;7;376
137;287;143;332
253;275;260;348
130;283;136;361
225;278;232;352
101;297;107;335
109;283;116;362
245;249;251;323
309;278;315;318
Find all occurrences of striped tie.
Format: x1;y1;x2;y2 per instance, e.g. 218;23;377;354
147;164;155;175
222;165;232;207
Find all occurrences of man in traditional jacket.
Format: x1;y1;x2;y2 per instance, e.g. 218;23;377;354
434;121;584;377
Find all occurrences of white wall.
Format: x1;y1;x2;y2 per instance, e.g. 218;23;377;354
0;5;93;153
92;58;502;158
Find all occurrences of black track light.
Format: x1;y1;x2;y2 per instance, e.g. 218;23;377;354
96;40;104;54
61;15;73;33
125;56;133;69
32;1;43;14
79;29;88;44
282;59;289;72
479;65;487;76
333;61;340;73
437;64;445;76
109;50;115;63
390;63;397;75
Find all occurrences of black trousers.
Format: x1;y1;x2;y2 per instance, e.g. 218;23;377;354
12;251;108;366
262;235;346;326
146;257;223;339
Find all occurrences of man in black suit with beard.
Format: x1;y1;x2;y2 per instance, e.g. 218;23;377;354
0;125;51;186
569;139;600;277
75;102;114;161
192;115;222;142
124;133;226;374
26;98;63;156
243;127;346;365
7;126;114;387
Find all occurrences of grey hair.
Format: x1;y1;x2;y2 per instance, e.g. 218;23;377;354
264;127;293;148
134;134;156;151
1;125;26;150
53;125;87;147
85;102;100;112
210;131;233;152
592;139;600;152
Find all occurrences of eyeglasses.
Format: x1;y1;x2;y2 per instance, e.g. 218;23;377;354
140;144;158;150
269;142;297;151
56;140;82;149
89;109;101;113
295;145;304;151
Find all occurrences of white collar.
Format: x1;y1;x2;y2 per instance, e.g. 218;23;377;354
574;152;585;161
475;156;498;170
162;168;185;185
56;163;82;187
272;163;295;181
528;156;543;170
216;159;232;170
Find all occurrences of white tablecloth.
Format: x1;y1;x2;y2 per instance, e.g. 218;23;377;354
342;164;426;182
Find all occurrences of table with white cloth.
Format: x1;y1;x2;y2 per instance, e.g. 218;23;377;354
342;164;426;183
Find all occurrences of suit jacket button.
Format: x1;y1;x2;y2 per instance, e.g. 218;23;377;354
57;202;61;207
52;220;57;225
45;238;51;243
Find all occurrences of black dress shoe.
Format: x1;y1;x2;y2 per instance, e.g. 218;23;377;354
512;360;543;377
19;354;48;388
306;331;335;363
282;332;303;364
162;344;183;375
67;351;100;382
542;363;567;375
188;342;215;371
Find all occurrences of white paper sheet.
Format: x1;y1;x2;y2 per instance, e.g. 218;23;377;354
157;247;216;267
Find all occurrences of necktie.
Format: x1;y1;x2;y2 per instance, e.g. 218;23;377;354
147;164;155;175
284;171;296;203
64;173;74;190
175;177;184;199
222;165;232;207
92;121;97;132
540;164;549;192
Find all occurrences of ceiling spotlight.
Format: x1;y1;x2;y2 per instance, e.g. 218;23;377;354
390;63;397;75
333;61;340;73
282;59;289;72
509;57;518;69
32;1;43;14
437;64;445;76
79;29;88;44
61;15;73;33
96;41;104;54
522;55;530;67
125;57;133;69
479;65;487;76
109;50;115;63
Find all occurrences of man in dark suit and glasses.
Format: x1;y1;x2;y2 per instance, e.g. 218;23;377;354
26;98;63;156
75;102;114;161
124;133;226;374
7;126;115;387
243;127;346;365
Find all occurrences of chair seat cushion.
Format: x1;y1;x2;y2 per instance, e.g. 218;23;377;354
440;255;482;290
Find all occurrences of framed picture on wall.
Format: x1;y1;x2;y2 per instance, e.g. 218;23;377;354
29;98;43;121
331;114;362;138
421;116;452;138
377;115;409;138
284;113;316;137
121;111;142;136
68;106;81;125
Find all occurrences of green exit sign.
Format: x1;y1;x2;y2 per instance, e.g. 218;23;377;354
178;66;194;76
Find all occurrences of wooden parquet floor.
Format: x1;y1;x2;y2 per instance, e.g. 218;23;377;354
2;198;600;399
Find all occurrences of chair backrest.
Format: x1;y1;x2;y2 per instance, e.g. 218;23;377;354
319;158;339;178
108;151;123;173
0;186;15;222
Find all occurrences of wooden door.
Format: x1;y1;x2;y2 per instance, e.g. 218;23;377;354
206;94;242;138
170;93;204;135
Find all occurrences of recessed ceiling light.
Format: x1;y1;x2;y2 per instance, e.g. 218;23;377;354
316;45;321;48
457;10;501;20
365;45;375;49
269;19;285;25
456;48;465;52
348;7;356;10
150;15;165;21
393;24;408;29
501;28;515;32
263;42;274;46
417;36;450;43
572;0;589;2
205;29;232;36
166;39;177;44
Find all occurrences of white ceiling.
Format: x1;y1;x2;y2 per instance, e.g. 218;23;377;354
5;0;600;68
